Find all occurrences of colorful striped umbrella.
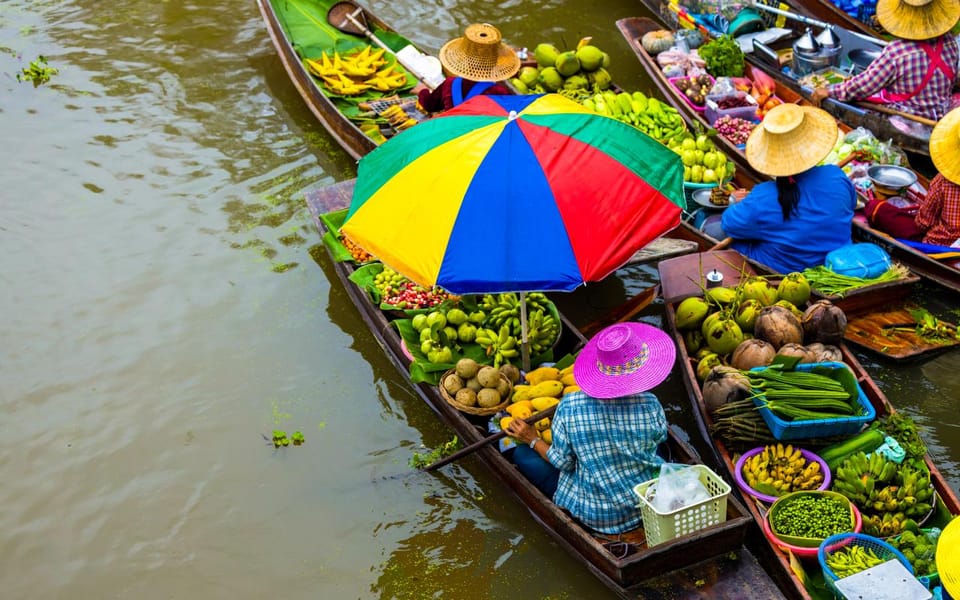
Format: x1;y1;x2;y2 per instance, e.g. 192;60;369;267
341;93;685;295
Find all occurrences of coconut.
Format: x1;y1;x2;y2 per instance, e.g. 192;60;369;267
702;366;752;416
802;300;848;345
676;296;710;330
777;342;815;363
576;45;604;71
455;358;480;380
705;286;737;307
730;339;776;370
774;299;804;321
696;353;723;381
700;310;725;339
554;51;581;77
455;388;477;407
517;66;540;87
704;315;744;355
683;329;704;354
753;305;803;349
815;344;843;363
476;365;501;388
777;272;812;306
739;277;778;306
734;299;763;332
533;43;560;68
537;66;564;92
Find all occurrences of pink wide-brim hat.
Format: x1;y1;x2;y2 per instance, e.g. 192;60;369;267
573;322;676;399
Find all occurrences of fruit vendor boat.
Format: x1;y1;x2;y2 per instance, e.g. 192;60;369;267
256;0;437;160
619;17;960;299
656;250;960;600
637;0;936;160
302;179;796;599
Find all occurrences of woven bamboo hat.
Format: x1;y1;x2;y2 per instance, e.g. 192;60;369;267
876;0;960;40
438;23;520;82
745;104;838;177
930;105;960;184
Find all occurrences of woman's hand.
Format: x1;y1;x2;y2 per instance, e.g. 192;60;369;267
811;87;830;107
505;418;538;446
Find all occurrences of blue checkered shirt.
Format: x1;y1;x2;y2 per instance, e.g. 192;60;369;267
545;391;667;534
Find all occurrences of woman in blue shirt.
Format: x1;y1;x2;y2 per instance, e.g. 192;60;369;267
717;104;856;274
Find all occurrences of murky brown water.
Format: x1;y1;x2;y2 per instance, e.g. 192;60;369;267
1;1;957;598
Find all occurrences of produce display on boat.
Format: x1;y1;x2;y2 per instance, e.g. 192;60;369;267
658;251;960;600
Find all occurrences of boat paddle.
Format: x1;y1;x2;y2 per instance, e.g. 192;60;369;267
422;405;558;472
852;102;937;127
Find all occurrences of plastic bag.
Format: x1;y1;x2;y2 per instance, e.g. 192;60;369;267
825;243;893;279
649;463;710;513
709;77;737;97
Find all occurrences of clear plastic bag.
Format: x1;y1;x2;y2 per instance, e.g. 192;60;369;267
709;77;737;97
649;463;710;513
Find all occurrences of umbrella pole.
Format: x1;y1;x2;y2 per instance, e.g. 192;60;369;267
520;292;531;373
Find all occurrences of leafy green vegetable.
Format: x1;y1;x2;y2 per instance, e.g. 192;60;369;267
409;437;460;469
872;413;927;460
698;35;744;78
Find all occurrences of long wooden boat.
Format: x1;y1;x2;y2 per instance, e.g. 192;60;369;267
303;179;794;599
639;0;935;159
619;17;960;300
657;251;960;600
256;0;431;160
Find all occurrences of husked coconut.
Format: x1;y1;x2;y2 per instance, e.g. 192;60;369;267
753;305;803;349
730;339;776;370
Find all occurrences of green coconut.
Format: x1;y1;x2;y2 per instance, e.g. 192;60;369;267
576;45;604;71
534;43;560;68
676;296;710;330
777;272;812;306
538;67;564;92
518;66;540;87
554;51;581;77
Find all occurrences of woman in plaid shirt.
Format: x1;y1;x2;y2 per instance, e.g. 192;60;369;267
810;0;960;121
505;323;676;535
916;106;960;245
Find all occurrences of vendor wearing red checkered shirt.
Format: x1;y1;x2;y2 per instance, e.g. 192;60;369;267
810;0;960;121
916;106;960;245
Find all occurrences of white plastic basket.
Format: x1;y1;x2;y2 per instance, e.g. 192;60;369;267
633;464;731;546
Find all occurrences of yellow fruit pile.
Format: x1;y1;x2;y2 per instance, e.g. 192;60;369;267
500;365;580;444
742;443;824;497
305;45;409;96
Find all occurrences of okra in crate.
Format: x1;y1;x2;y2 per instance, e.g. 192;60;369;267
747;360;875;441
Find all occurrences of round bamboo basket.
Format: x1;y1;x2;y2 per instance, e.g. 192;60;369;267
438;368;512;416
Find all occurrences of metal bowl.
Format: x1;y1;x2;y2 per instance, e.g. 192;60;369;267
867;164;917;194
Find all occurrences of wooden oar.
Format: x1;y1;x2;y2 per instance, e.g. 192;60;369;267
422;405;558;471
853;102;938;127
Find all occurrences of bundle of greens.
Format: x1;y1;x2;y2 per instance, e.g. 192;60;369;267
802;264;911;297
698;35;744;77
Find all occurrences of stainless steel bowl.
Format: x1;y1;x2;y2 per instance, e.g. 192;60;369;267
867;164;917;193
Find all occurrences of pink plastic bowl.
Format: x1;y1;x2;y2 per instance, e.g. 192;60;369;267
762;503;862;559
735;446;832;504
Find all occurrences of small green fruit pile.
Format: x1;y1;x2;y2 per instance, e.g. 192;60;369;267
666;131;736;184
511;39;612;96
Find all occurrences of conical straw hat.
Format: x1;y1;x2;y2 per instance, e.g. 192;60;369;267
930;106;960;184
438;23;520;82
937;515;960;597
876;0;960;40
745;104;839;177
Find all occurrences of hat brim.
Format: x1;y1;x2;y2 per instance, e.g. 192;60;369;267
573;323;676;399
438;38;520;82
745;106;838;177
876;0;960;39
937;515;960;596
931;106;960;184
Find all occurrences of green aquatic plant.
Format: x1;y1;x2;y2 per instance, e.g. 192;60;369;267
17;55;58;86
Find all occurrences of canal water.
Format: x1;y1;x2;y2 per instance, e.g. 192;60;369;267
1;1;957;598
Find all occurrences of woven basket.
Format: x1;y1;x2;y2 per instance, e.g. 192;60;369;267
438;368;512;416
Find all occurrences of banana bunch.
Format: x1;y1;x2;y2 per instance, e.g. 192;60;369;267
825;544;885;579
475;324;519;368
304;45;409;96
742;443;824;497
832;451;935;536
479;292;560;354
380;105;417;131
581;91;687;143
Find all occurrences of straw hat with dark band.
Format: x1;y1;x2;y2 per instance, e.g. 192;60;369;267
876;0;960;40
745;104;839;177
930;105;960;184
438;23;520;82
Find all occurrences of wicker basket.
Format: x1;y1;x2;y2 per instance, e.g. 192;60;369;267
818;532;913;597
438;368;512;416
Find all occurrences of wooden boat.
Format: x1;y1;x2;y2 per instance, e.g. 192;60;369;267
619;16;959;297
256;0;432;160
771;0;884;40
657;250;960;600
303;179;793;599
638;0;935;159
